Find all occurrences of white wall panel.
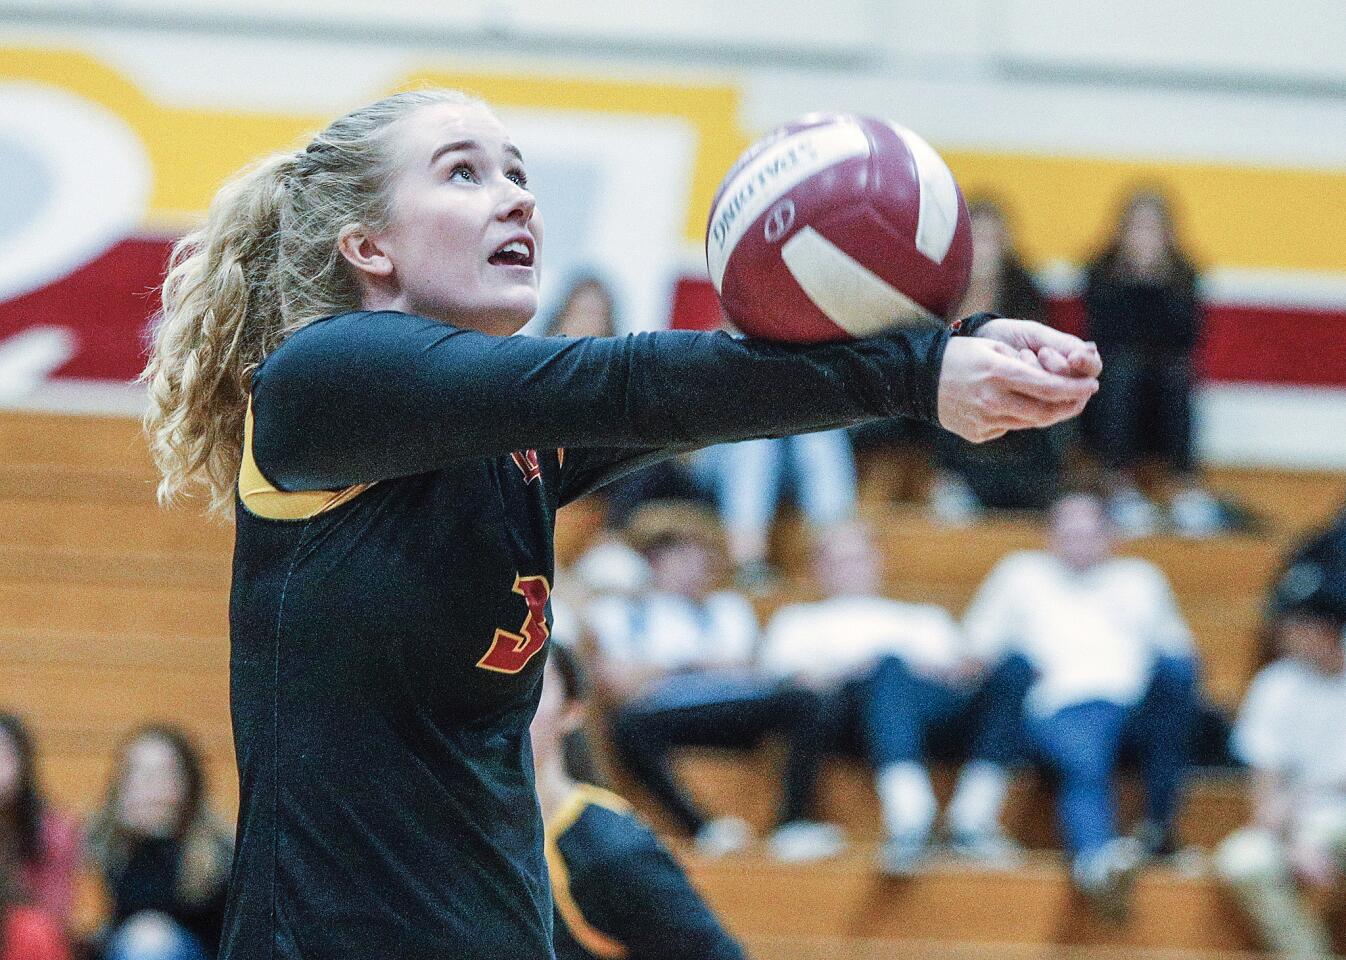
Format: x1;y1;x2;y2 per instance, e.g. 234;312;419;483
998;0;1346;87
0;0;875;55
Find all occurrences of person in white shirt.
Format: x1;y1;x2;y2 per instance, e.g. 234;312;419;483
759;522;1028;874
962;492;1198;919
1214;577;1346;960
590;502;840;860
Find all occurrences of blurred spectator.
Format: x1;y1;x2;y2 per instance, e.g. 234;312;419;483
541;273;620;340
1215;570;1346;959
0;852;69;960
929;199;1069;523
591;502;840;860
758;523;1026;874
694;431;858;588
86;726;232;960
963;492;1198;919
0;713;81;926
1083;188;1225;537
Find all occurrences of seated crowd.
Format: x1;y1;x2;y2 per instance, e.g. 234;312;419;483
555;492;1346;954
548;186;1244;596
0;723;231;960
3;499;1342;959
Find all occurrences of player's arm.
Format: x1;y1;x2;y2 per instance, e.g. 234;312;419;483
250;310;948;490
556;445;693;506
578;831;746;960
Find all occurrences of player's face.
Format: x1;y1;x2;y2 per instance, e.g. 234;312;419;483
376;102;543;335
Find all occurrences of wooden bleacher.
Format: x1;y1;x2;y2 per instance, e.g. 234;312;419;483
4;410;1345;956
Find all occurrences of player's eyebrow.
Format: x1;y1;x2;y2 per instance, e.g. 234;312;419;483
429;139;525;168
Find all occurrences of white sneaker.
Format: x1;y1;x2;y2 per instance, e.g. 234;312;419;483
693;816;752;857
1073;836;1144;923
928;473;984;526
879;831;932;878
1169;488;1225;538
1107;488;1161;538
767;820;847;863
947;828;1026;868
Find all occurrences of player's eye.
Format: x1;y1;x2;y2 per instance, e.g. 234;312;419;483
448;163;477;183
507;167;529;188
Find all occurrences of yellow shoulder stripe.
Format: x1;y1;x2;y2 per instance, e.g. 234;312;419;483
237;401;374;521
545;785;634;960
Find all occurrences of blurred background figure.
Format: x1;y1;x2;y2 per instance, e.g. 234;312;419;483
1083;189;1225;538
1215;569;1346;960
589;502;838;860
542;273;620;340
695;431;858;588
963;492;1199;919
758;523;1025;874
85;726;232;960
928;198;1069;523
0;851;69;960
0;713;81;929
533;644;746;960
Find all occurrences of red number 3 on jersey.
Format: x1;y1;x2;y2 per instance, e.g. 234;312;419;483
477;574;551;674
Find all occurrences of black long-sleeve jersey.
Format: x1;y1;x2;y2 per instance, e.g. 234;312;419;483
222;309;947;960
547;785;743;960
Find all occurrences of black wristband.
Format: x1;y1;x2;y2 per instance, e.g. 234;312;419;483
951;312;1001;337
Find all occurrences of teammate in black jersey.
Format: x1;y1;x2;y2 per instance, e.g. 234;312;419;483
533;643;744;960
141;88;1101;959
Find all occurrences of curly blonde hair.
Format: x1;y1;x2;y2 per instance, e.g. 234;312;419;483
141;88;482;516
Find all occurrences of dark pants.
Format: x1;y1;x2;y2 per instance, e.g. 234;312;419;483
1030;655;1198;858
792;655;1034;818
1087;347;1195;474
935;426;1069;510
609;680;822;834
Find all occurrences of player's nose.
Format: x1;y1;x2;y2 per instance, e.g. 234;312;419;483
496;184;535;225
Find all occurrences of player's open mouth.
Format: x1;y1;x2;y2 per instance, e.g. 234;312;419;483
488;236;535;268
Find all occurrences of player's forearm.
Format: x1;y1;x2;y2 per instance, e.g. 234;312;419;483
252;310;947;489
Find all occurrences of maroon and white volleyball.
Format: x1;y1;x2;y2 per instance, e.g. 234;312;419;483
706;113;972;343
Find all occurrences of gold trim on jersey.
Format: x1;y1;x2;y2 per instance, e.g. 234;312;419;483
237;400;375;521
545;785;634;960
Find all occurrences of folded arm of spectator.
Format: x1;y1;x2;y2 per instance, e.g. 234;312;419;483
960;556;1024;666
1141;564;1196;658
1250;768;1293;836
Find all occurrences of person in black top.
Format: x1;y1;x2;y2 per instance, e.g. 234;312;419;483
1082;188;1223;537
140;88;1101;960
929;198;1070;521
535;643;744;960
85;726;232;960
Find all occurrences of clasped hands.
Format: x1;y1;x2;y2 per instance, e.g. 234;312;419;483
938;318;1102;443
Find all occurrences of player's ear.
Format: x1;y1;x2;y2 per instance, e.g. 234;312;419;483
338;224;394;279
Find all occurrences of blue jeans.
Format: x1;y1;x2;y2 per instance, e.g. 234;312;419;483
695;431;857;540
808;655;1031;775
1030;656;1198;858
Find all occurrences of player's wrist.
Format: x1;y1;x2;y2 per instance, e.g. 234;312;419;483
949;312;1001;337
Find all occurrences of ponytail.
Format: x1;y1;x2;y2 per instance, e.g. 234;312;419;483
141;88;481;516
142;153;294;515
